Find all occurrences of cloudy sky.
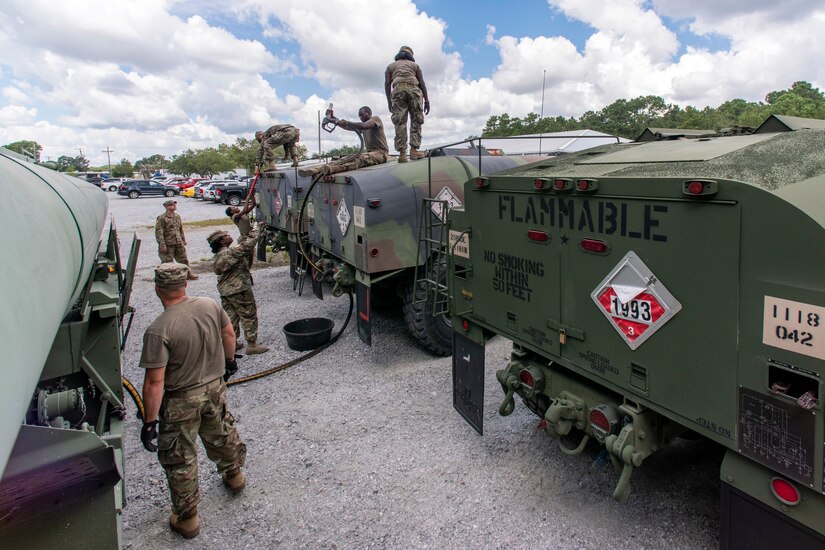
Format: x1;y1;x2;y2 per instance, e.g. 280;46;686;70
1;0;823;166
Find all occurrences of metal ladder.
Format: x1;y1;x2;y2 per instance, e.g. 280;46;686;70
414;199;450;316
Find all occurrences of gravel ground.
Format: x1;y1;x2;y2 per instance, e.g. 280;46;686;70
110;193;721;549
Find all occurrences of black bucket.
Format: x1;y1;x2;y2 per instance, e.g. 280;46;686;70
283;317;334;351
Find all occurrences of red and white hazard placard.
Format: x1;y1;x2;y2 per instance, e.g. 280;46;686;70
274;191;283;216
591;252;682;350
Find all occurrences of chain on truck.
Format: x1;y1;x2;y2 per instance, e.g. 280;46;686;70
447;115;825;548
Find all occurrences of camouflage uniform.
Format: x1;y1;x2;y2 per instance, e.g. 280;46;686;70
156;206;189;264
211;227;260;343
300;116;389;177
233;214;254;268
140;265;246;520
386;59;425;153
256;124;300;168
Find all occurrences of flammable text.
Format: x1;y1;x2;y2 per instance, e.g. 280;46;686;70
498;194;668;242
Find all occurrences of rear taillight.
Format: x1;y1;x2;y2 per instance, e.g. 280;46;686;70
770;478;800;506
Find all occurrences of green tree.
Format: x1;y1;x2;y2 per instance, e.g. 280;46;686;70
135;154;167;178
111;158;134;178
55;154;89;172
4;140;42;162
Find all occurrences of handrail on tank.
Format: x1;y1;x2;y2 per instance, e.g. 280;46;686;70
424;133;622;197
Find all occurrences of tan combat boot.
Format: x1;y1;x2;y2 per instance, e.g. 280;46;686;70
291;155;299;167
169;511;200;539
223;468;246;494
398;150;408;163
410;147;427;160
235;340;244;351
245;341;269;355
186;270;199;280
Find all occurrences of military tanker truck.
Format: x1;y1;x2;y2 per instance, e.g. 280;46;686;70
447;122;825;547
0;149;139;548
256;149;547;355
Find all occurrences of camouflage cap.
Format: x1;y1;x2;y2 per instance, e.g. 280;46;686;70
163;199;177;206
399;46;414;56
154;263;189;287
207;229;229;244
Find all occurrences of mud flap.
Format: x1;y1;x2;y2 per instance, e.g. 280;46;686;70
356;281;371;346
452;332;485;435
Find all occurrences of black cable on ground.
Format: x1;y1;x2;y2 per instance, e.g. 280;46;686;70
121;291;353;414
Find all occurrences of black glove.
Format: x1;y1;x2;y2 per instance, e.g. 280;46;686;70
141;420;159;452
423;99;430;115
224;354;242;382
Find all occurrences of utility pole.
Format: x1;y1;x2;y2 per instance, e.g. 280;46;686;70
102;147;113;173
539;69;547;155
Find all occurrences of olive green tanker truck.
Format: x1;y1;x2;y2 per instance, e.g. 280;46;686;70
0;149;139;548
448;119;825;548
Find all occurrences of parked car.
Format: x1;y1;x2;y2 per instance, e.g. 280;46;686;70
101;177;131;192
117;180;181;199
192;181;214;199
216;183;250;206
202;181;231;202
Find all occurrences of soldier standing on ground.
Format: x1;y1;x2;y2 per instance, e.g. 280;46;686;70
255;124;301;173
208;226;269;354
384;46;430;163
298;106;388;177
139;263;247;539
226;196;255;269
155;200;198;280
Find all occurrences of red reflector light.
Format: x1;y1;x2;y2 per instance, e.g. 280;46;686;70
687;181;704;194
461;319;469;331
580;238;608;253
576;180;589;191
332;199;338;206
527;229;549;242
589;409;611;432
474;177;488;188
771;478;800;505
368;199;381;208
534;179;545;189
554;179;566;190
369;248;379;257
519;370;535;387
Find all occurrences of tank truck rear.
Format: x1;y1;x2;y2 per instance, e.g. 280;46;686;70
0;149;139;548
448;120;825;547
257;149;544;355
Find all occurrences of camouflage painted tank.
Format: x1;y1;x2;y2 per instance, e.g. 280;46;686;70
257;152;543;354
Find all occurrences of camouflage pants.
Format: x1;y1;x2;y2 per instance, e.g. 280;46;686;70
221;289;259;343
326;150;388;175
158;381;246;518
159;242;189;265
263;127;300;164
390;87;424;152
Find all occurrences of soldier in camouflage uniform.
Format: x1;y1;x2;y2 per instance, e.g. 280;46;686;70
255;124;301;172
155;200;198;280
226;201;255;269
384;46;430;162
139;263;247;539
298;106;388;177
208;227;269;354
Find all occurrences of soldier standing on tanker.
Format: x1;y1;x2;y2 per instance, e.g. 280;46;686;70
298;106;389;177
255;123;301;173
139;263;247;539
208;226;269;354
385;46;430;163
155;199;198;279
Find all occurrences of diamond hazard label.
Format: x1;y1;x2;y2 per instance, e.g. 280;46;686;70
591;252;681;350
275;191;283;215
336;197;351;236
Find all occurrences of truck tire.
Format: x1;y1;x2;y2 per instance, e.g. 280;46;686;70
229;195;242;206
128;191;140;199
107;184;118;192
401;274;452;356
164;189;175;197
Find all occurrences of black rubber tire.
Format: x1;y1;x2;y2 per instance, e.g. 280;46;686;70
164;189;175;197
128;190;140;199
108;185;118;192
401;274;452;356
228;195;241;206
